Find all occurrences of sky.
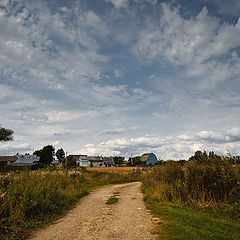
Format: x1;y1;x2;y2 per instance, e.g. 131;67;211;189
0;0;240;160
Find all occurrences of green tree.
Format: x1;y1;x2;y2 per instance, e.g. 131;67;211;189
0;127;14;142
113;156;124;166
33;145;55;165
56;148;65;163
127;156;141;166
63;156;76;167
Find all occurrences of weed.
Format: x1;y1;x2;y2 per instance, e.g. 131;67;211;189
106;195;119;205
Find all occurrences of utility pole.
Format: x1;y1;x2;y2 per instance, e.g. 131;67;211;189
65;151;68;167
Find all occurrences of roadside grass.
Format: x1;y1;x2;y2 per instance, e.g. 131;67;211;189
144;194;240;240
141;159;240;240
0;169;140;240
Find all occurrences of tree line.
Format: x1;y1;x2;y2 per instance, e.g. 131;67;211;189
33;146;65;165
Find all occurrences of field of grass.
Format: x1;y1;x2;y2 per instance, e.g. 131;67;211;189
0;168;140;240
144;199;240;240
86;166;143;174
1;158;239;240
141;157;240;239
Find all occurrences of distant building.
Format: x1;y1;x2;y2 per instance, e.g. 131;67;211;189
103;157;115;167
140;153;158;165
8;155;40;170
0;155;40;170
72;155;114;167
15;154;40;163
0;156;18;169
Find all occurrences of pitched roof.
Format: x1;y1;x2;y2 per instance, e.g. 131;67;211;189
9;162;38;167
79;156;103;162
103;157;113;163
0;156;18;162
140;153;151;162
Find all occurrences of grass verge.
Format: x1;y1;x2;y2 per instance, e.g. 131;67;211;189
142;186;240;240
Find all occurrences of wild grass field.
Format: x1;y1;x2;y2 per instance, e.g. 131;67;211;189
0;168;140;240
1;153;240;240
86;166;143;174
141;153;240;239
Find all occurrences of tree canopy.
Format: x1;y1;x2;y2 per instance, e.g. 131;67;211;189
0;127;14;142
113;156;124;166
33;145;55;165
127;156;141;166
56;148;65;162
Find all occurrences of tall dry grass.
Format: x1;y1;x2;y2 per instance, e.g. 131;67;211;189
0;169;140;239
142;158;240;206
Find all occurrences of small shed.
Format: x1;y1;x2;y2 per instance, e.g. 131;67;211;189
140;153;158;165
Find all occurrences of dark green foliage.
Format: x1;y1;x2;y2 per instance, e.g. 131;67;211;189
33;145;55;165
63;156;76;167
56;148;65;162
0;127;14;142
127;156;141;166
113;156;124;166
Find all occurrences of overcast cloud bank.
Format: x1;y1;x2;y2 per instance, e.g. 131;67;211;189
0;0;240;159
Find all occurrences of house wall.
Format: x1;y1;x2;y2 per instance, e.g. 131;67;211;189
91;161;104;167
77;159;90;167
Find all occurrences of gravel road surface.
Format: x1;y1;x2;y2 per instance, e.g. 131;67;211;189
29;182;158;240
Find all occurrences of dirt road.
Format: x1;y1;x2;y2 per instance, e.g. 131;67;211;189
29;182;158;240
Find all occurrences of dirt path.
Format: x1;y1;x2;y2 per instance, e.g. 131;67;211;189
29;182;158;240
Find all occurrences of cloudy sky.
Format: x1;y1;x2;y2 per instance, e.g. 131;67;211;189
0;0;240;159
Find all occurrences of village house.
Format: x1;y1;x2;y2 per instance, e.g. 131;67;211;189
140;153;158;165
71;155;114;167
8;155;40;170
0;155;40;170
0;156;18;169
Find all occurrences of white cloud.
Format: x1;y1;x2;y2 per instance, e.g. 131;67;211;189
227;127;240;137
0;1;240;159
134;4;240;65
0;0;8;7
134;3;240;89
208;0;240;17
46;111;81;122
114;69;122;78
79;128;240;159
105;0;129;9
